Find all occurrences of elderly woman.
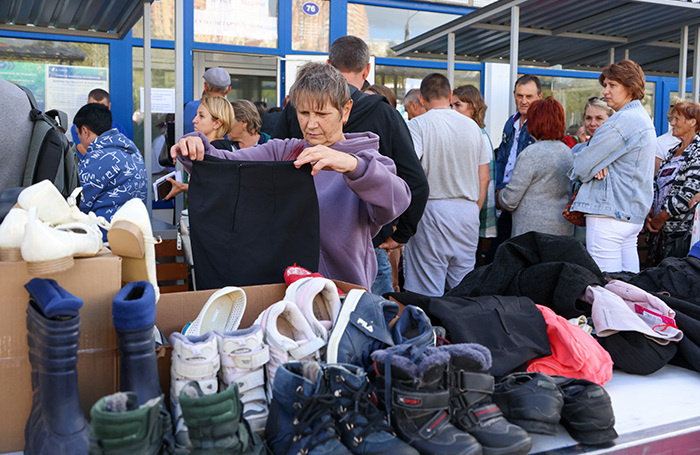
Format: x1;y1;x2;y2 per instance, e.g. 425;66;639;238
229;99;270;149
569;59;656;273
576;97;615;143
498;97;574;237
646;101;700;260
171;62;411;288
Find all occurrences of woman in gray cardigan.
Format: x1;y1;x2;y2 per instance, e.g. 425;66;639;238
498;97;574;237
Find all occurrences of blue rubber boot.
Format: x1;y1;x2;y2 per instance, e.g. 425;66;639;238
24;278;90;455
112;281;162;405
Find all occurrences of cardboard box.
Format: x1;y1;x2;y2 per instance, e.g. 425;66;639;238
155;281;363;402
0;251;122;453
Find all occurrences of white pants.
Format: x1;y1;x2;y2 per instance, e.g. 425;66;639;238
585;215;643;273
403;199;479;297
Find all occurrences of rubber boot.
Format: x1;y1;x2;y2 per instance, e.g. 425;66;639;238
322;363;419;455
444;344;532;455
112;281;162;405
179;381;264;454
24;278;90;455
265;362;351;455
89;392;174;454
371;345;481;455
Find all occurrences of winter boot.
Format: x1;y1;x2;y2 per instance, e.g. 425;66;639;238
179;381;264;454
215;325;270;434
265;362;350;455
492;372;564;435
326;290;399;372
444;344;532;455
371;345;481;455
169;331;221;448
89;392;174;454
391;305;435;349
24;278;90;455
112;281;162;405
322;363;419;455
552;376;617;445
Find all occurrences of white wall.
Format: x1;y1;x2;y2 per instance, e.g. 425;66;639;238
483;62;513;147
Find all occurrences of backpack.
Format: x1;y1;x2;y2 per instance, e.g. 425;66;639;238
16;84;79;198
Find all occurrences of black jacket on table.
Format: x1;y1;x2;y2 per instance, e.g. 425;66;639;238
273;84;429;247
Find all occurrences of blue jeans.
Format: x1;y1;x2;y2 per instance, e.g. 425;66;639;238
371;247;393;296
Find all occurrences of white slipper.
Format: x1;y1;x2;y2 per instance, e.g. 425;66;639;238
184;286;247;336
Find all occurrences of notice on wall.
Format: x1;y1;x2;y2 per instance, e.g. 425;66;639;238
139;87;176;113
193;0;277;46
0;61;46;109
45;65;109;133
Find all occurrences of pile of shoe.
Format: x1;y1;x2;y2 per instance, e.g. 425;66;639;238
493;371;618;445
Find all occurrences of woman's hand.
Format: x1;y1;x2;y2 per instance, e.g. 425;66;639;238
294;145;358;176
594;167;608;180
164;179;189;200
171;136;205;161
576;126;589;143
690;192;700;209
645;210;670;233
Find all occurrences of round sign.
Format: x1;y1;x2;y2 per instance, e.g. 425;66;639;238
302;2;320;16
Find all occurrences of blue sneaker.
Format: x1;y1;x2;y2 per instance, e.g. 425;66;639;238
326;290;398;371
391;305;435;349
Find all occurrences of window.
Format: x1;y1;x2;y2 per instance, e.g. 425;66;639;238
132;0;175;40
193;0;278;48
292;0;329;52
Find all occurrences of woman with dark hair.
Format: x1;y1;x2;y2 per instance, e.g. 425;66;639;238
452;84;497;239
364;84;397;109
569;59;656;272
646;101;700;261
497;97;574;236
229;99;270;149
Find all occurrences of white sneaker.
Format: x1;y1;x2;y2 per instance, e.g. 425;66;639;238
185;287;246;336
284;277;341;342
20;207;103;275
215;325;270;434
108;198;160;303
0;207;28;261
253;300;326;402
169;331;221;448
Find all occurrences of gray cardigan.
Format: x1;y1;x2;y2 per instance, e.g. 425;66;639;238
498;140;574;237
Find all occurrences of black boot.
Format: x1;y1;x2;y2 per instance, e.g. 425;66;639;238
552;376;617;445
444;344;532;455
24;278;90;454
112;281;161;404
372;345;481;455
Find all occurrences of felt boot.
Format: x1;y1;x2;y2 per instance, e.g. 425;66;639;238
23;278;90;455
89;392;174;454
322;363;418;455
112;281;162;405
371;345;481;455
265;362;350;455
444;344;532;455
179;381;264;454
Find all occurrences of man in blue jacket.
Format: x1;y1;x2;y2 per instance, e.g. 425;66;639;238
487;75;541;262
73;103;147;226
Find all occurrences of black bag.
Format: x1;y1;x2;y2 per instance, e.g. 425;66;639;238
647;210;695;267
428;295;551;377
16;84;79;198
158;120;177;168
188;156;320;289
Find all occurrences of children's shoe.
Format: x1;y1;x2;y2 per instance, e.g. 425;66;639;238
391;305;435;349
216;325;270;434
284;263;324;286
493;372;564;435
185;286;246;336
169;331;221;448
553;376;617;445
254;300;325;401
284;277;341;342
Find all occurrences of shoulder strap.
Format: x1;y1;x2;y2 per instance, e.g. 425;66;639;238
14;83;39;110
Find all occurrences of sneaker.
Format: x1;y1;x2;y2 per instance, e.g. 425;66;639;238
253;300;325;401
493;372;564;435
284;263;324;286
553;376;617;445
284;277;341;341
391;305;435;349
169;331;221;448
326;290;398;372
216;325;270;434
185;286;246;336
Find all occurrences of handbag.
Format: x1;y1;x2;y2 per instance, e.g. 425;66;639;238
562;182;586;226
647;209;695;266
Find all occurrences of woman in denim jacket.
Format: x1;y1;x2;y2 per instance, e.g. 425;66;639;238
569;60;656;272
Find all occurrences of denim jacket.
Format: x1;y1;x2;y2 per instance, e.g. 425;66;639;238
495;113;535;189
569;100;656;224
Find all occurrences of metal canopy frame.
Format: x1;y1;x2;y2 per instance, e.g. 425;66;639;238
393;0;700;112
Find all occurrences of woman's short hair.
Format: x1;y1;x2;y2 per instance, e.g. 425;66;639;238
672;101;700;134
598;59;646;101
583;96;615;119
365;84;397;108
231;99;262;135
200;95;235;138
527;97;566;141
453;85;488;128
290;62;350;114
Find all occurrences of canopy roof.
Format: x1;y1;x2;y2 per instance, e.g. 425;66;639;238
393;0;700;76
